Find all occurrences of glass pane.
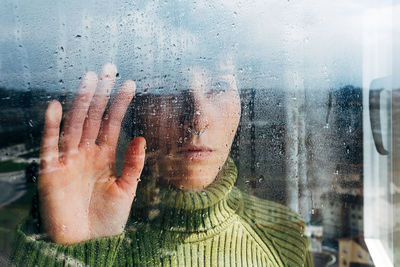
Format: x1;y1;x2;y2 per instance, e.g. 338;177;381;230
362;5;399;266
0;0;398;266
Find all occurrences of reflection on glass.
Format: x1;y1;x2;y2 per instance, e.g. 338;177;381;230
0;0;398;266
6;62;311;266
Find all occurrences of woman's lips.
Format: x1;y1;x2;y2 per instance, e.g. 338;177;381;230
177;145;214;160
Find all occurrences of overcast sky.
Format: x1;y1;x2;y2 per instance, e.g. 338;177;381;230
0;0;398;92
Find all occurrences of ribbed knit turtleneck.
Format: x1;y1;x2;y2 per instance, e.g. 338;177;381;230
12;157;314;267
154;157;240;233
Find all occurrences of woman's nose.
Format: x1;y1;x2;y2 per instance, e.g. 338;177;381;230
182;90;209;135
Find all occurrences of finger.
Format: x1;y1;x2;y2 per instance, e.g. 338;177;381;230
59;72;98;153
40;100;62;170
80;63;117;146
95;80;136;149
117;137;146;197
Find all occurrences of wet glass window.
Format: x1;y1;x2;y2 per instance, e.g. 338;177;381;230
0;0;399;266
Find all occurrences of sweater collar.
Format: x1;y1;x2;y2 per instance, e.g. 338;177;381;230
153;157;241;233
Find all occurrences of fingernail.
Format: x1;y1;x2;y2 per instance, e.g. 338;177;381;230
101;63;117;78
121;80;136;93
47;101;62;122
83;71;98;83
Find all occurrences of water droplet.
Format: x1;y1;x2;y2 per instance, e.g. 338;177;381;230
28;120;33;127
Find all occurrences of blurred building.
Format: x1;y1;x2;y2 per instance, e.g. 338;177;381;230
321;193;363;243
338;236;374;267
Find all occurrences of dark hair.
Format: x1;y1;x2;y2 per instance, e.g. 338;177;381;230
122;93;161;224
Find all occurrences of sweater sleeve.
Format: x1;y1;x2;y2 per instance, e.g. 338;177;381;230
11;218;125;267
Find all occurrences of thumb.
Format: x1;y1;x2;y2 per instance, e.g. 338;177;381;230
117;137;146;197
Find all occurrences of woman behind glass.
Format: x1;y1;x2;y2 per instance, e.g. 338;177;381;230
12;61;313;266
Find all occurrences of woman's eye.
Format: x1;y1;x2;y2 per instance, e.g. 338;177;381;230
207;80;230;95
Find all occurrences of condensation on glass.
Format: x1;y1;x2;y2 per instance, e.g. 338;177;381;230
0;0;398;266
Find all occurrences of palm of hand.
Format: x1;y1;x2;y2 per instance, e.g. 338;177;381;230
38;63;145;245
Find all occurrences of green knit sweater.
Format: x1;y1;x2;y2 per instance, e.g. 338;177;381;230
12;158;313;266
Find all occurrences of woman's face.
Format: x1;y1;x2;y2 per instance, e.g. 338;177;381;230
141;61;241;190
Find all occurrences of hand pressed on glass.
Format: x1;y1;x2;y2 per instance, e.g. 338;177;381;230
38;63;146;245
18;60;314;267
